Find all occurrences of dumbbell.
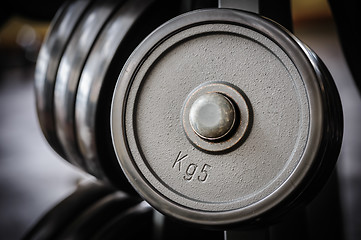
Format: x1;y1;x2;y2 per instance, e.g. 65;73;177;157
110;1;343;229
34;0;343;231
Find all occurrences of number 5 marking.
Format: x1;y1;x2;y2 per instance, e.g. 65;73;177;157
198;164;212;182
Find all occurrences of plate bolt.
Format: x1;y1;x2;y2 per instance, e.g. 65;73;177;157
189;92;236;141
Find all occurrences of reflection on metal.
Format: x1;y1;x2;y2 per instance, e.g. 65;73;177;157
34;0;183;192
75;0;154;181
34;0;91;159
188;92;236;141
182;82;251;153
54;0;119;172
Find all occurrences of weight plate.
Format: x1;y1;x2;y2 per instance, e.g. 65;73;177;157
74;0;182;188
54;0;120;169
111;9;343;227
75;0;154;185
56;192;143;240
90;201;153;240
23;180;115;240
34;0;92;158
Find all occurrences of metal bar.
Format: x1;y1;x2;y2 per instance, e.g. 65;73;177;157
259;0;293;32
218;0;259;14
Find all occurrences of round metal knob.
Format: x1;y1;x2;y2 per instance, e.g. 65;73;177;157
189;93;235;140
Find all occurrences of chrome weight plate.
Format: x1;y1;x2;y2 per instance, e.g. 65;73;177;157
34;0;92;158
75;0;182;188
54;0;121;170
111;9;343;227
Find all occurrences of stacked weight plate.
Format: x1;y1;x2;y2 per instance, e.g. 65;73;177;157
35;0;183;192
23;179;224;240
35;0;92;160
22;180;154;240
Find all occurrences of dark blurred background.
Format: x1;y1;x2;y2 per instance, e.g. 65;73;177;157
0;0;360;239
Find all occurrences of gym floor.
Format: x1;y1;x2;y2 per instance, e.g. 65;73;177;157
0;3;360;240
